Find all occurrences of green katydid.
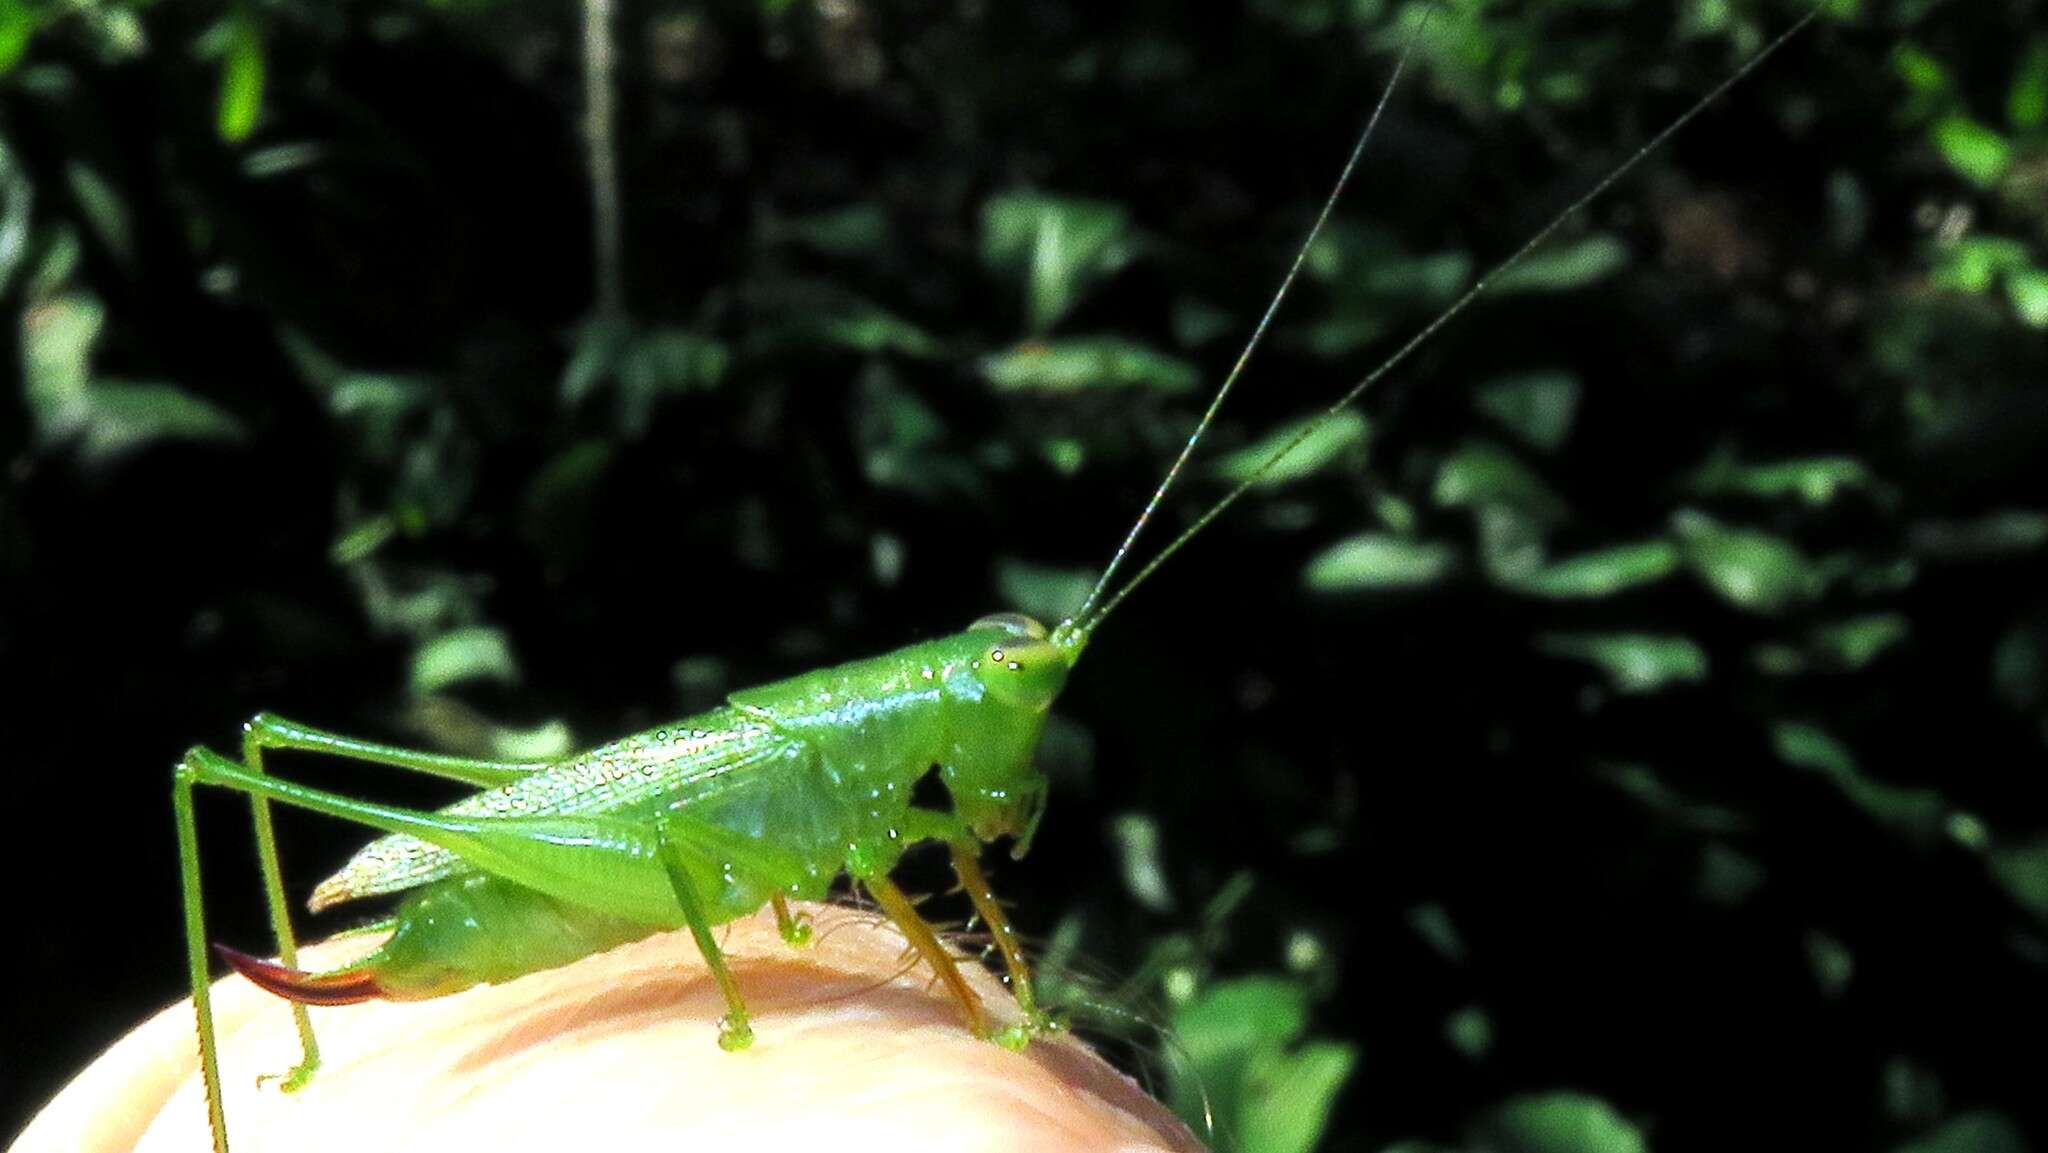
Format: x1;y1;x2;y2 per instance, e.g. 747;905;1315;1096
174;9;1822;1152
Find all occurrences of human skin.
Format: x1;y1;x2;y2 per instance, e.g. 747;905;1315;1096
12;903;1204;1153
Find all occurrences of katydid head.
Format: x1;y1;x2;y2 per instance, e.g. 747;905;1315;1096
932;612;1075;857
967;612;1075;709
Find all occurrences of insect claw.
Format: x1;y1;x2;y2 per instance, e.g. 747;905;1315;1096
214;944;385;1006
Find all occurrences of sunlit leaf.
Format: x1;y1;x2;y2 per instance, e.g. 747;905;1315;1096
1433;441;1568;522
1931;116;2011;188
1773;721;1947;844
217;9;265;143
77;382;244;462
0;6;37;75
1506;540;1679;599
1537;632;1709;694
1478;1092;1647;1153
1475;371;1580;453
2005;267;2048;329
1673;510;1823;614
1170;978;1355;1153
1215;410;1368;488
1809;614;1910;670
22;293;103;438
982;337;1197;394
980;192;1136;333
1488;235;1629;294
411;626;519;695
1112;813;1175;913
1304;534;1458;592
1687;450;1874;506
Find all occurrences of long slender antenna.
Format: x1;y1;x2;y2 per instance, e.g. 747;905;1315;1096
1078;6;1823;633
1068;8;1437;626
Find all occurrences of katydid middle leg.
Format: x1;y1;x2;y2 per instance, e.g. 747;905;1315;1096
653;816;756;1051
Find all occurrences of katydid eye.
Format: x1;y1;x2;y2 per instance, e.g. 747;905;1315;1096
970;612;1047;640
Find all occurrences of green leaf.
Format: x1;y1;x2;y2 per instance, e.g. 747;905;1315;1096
1489;235;1629;294
0;5;38;76
1214;410;1368;487
331;516;397;566
1433;441;1569;522
1304;535;1458;592
1931;116;2011;188
1687;450;1874;506
1594;763;1749;834
1989;839;2048;923
2010;39;2048;131
1890;43;1949;97
617;328;728;434
1507;540;1680;599
1445;1005;1492;1060
1479;1093;1647;1153
217;10;265;143
982;337;1197;394
1673;510;1823;614
1893;1112;2029;1153
2005;267;2048;329
1171;978;1355;1153
1537;633;1709;694
75;382;244;463
1475;372;1580;453
1111;813;1175;913
65;163;130;263
1773;721;1948;844
772;202;890;258
1808;614;1910;671
411;627;520;695
1772;720;1857;776
22;292;104;438
995;559;1094;623
1805;931;1854;998
1931;236;2029;296
1908;511;2048;559
980;193;1136;333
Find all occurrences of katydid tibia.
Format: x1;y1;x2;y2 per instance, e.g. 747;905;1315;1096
175;8;1823;1151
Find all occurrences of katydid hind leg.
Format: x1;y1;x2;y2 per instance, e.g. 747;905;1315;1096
173;760;233;1153
243;712;553;789
221;715;551;1090
236;725;321;1091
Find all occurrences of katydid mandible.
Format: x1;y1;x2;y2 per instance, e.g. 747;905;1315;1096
174;10;1822;1152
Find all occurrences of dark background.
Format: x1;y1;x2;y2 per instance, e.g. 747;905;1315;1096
5;1;2047;1150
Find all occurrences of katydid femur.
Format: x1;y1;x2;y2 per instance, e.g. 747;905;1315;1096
174;9;1820;1152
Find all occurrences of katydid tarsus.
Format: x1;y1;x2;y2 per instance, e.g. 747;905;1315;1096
174;8;1824;1151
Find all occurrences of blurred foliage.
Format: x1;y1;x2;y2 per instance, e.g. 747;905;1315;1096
5;0;2048;1151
